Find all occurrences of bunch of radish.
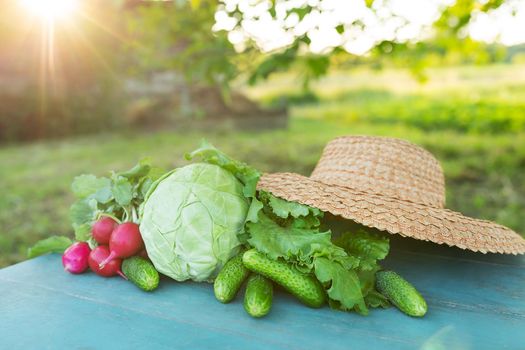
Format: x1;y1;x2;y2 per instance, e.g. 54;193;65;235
62;216;146;278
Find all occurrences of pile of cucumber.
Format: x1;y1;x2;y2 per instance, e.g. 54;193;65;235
214;249;427;318
214;251;273;318
122;247;428;319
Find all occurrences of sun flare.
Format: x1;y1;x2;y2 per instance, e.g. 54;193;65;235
20;0;77;21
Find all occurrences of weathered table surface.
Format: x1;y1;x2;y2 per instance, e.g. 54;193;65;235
0;237;524;350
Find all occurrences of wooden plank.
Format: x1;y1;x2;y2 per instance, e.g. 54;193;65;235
385;240;525;319
0;242;524;349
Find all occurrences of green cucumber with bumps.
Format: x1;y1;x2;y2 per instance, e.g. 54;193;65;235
214;253;250;303
244;274;273;318
122;256;159;292
376;270;427;317
242;249;325;308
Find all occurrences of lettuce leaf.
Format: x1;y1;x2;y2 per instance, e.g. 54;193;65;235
364;290;390;309
246;212;358;270
334;229;390;271
258;190;323;229
268;194;310;218
247;211;367;312
247;192;390;314
247;212;330;265
314;257;367;314
261;190;323;220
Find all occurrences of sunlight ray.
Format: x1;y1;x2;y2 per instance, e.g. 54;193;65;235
67;22;119;79
78;11;135;47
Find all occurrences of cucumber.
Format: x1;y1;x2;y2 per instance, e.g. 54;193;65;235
375;270;427;317
244;274;273;318
242;249;325;308
122;256;159;292
214;253;250;303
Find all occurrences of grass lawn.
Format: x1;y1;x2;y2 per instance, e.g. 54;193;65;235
1;64;524;267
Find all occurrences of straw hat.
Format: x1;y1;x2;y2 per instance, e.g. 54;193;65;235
257;135;525;255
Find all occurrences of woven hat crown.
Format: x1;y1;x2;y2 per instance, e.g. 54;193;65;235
310;136;446;208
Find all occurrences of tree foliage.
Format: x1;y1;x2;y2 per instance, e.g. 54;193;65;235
215;0;513;87
0;0;520;141
123;1;238;95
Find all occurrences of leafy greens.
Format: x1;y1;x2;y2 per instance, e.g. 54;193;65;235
69;159;163;243
28;160;163;257
193;142;391;315
29;140;392;316
27;236;73;258
140;162;249;282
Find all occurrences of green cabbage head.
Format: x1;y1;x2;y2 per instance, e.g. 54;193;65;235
140;163;248;282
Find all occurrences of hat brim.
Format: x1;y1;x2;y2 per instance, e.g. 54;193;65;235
257;172;525;255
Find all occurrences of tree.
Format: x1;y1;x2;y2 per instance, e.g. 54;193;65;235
122;0;283;123
124;1;238;94
214;0;516;87
111;0;519;103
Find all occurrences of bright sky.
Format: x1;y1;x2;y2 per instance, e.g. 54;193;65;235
214;0;525;54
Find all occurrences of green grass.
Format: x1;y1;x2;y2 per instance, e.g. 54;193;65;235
1;64;525;267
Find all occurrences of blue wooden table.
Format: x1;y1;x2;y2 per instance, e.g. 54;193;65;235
1;237;523;350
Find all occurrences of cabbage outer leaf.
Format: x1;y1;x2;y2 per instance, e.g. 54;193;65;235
140;163;248;282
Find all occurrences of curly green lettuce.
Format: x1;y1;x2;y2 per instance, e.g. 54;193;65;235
246;190;390;314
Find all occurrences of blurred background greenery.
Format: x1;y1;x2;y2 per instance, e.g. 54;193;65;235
1;0;524;267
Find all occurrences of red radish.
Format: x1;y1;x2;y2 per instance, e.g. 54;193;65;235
89;246;125;278
137;249;150;260
99;222;144;268
92;216;118;245
62;242;91;274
